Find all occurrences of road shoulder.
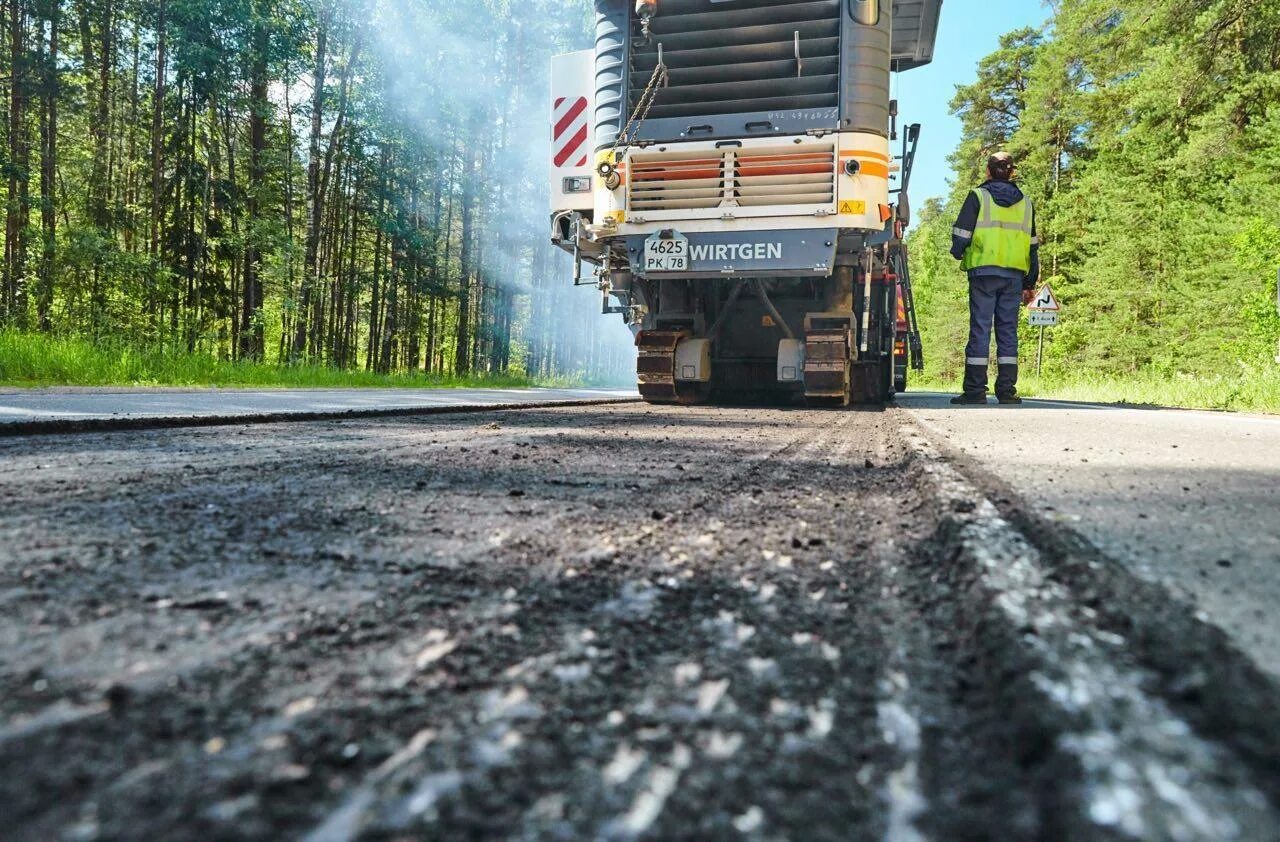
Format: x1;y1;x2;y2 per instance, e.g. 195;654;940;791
898;408;1280;824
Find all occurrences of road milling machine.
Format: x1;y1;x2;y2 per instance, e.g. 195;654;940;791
550;0;940;405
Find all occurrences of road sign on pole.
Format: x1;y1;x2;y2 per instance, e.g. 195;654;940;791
1028;284;1061;375
1029;284;1060;312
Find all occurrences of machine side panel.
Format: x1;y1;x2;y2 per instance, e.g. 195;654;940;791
593;1;627;152
550;50;596;214
841;0;892;137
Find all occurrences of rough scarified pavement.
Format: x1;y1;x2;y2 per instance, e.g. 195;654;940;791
0;405;1277;841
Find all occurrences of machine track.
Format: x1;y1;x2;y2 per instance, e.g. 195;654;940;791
635;330;706;405
1;406;1277;840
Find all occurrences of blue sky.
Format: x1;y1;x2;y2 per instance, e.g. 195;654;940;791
893;0;1051;205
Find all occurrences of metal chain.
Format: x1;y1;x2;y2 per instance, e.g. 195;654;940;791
605;56;668;169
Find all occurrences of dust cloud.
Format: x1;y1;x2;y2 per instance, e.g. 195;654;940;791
354;0;636;383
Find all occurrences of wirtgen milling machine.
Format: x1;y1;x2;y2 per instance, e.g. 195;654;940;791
550;0;941;405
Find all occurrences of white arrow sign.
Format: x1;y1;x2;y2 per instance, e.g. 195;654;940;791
1030;284;1061;312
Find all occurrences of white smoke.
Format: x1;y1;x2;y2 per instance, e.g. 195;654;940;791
342;0;636;382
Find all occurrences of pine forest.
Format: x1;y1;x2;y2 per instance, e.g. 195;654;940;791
0;0;635;382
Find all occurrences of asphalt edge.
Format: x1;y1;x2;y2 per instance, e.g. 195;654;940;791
0;397;643;438
906;418;1280;810
896;416;1278;840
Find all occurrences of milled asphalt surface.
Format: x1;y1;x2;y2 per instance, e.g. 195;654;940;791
0;387;637;425
0;405;974;840
2;393;1279;839
898;392;1280;679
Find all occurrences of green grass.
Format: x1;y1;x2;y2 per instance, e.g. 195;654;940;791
0;331;579;390
914;368;1280;414
12;330;1276;411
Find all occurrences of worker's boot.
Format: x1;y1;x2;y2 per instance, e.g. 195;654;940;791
996;364;1022;405
951;364;989;405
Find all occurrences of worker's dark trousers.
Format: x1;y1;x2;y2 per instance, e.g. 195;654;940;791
964;274;1021;396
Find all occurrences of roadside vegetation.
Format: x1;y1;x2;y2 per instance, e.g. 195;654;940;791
0;332;586;390
910;2;1280;411
915;370;1280;414
1016;372;1280;414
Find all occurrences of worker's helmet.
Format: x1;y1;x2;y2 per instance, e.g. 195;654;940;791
987;152;1016;181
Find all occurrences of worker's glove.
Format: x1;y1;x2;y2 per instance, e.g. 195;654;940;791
1021;289;1036;307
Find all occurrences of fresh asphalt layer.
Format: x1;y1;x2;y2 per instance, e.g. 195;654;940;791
0;386;639;432
898;391;1280;679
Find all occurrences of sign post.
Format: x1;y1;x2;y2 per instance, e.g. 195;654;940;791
1027;284;1061;376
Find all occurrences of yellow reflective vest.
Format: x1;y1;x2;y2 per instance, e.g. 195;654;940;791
960;188;1034;274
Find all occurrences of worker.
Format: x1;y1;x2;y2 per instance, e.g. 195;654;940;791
949;151;1039;405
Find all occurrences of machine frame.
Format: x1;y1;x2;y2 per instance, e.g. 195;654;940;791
551;0;941;405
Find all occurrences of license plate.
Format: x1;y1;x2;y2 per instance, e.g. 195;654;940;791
644;232;689;273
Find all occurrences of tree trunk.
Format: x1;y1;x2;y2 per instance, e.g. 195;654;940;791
367;156;386;371
292;0;328;360
278;71;296;362
36;0;56;331
148;0;166;321
454;121;480;376
121;24;137;254
89;0;113;231
7;0;30;324
239;7;268;360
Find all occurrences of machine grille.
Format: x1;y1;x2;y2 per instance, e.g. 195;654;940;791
630;151;727;211
628;143;835;214
629;0;842;122
734;147;835;207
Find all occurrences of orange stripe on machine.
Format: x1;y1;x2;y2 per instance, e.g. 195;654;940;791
840;149;890;161
852;161;890;179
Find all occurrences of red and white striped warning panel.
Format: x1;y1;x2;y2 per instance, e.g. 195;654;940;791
550;50;594;213
553;96;589;168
